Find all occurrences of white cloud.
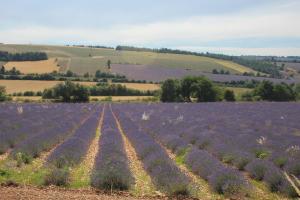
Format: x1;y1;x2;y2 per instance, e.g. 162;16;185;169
1;1;299;55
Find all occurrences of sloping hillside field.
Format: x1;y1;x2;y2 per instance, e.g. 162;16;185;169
0;44;255;76
0;103;299;199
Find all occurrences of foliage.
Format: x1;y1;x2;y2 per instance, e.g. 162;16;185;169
242;81;297;102
42;81;90;102
224;90;236;102
0;66;21;75
161;76;221;102
161;79;182;102
91;108;133;191
91;83;154;96
44;168;70;186
0;86;10;102
0;51;48;62
208;168;249;197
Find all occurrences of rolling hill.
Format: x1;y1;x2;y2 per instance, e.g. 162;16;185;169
0;44;257;76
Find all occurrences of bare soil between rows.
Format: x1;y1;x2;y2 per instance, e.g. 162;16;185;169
0;186;195;200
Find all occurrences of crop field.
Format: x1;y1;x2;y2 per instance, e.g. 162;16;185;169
0;80;159;94
4;58;60;74
0;103;299;199
0;80;97;94
0;44;257;76
111;64;298;84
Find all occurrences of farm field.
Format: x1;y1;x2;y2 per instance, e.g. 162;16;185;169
0;44;257;76
111;64;298;84
0;80;159;94
0;103;299;199
0;80;97;94
4;58;59;74
11;96;156;102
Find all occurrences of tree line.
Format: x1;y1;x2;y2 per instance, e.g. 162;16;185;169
0;51;48;61
242;81;300;102
160;76;300;102
42;81;156;102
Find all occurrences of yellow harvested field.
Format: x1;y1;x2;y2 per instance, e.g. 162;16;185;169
214;60;256;73
0;80;160;94
121;83;160;91
12;96;154;102
0;80;97;94
91;96;155;101
4;58;60;74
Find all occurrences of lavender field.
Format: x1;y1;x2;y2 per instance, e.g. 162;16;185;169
0;103;300;199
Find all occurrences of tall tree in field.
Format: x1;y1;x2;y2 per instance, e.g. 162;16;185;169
107;60;111;70
0;66;5;74
191;77;218;102
181;76;198;102
0;86;7;101
254;81;274;101
224;90;236;102
272;84;295;101
161;79;181;102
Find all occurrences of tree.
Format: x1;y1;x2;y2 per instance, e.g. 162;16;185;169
72;85;90;102
43;81;90;102
95;70;102;78
107;60;111;70
254;81;274;101
272;84;295;102
54;81;76;102
161;79;181;102
224;90;236;102
212;69;218;74
65;70;76;77
0;86;7;101
84;72;90;78
295;84;300;100
191;77;218;102
181;76;198;102
0;66;5;74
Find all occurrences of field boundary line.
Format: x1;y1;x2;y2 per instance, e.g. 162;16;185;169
110;104;159;197
69;104;106;188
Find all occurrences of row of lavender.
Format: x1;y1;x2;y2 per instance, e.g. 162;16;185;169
0;104;96;160
44;105;103;185
115;103;300;198
112;105;191;195
0;104;74;154
91;105;133;190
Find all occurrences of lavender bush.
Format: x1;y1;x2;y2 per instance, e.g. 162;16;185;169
91;108;133;191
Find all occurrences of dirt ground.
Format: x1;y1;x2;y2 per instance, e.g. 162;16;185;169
0;186;177;200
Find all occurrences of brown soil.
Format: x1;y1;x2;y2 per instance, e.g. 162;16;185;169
0;186;169;200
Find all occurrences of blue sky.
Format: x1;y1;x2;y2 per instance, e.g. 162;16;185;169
1;0;300;56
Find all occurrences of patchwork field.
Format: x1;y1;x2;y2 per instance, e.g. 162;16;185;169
0;103;299;199
4;58;60;74
0;80;159;94
0;44;257;76
0;80;96;94
11;96;156;102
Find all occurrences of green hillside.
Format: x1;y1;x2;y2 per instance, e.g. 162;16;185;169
0;44;257;75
